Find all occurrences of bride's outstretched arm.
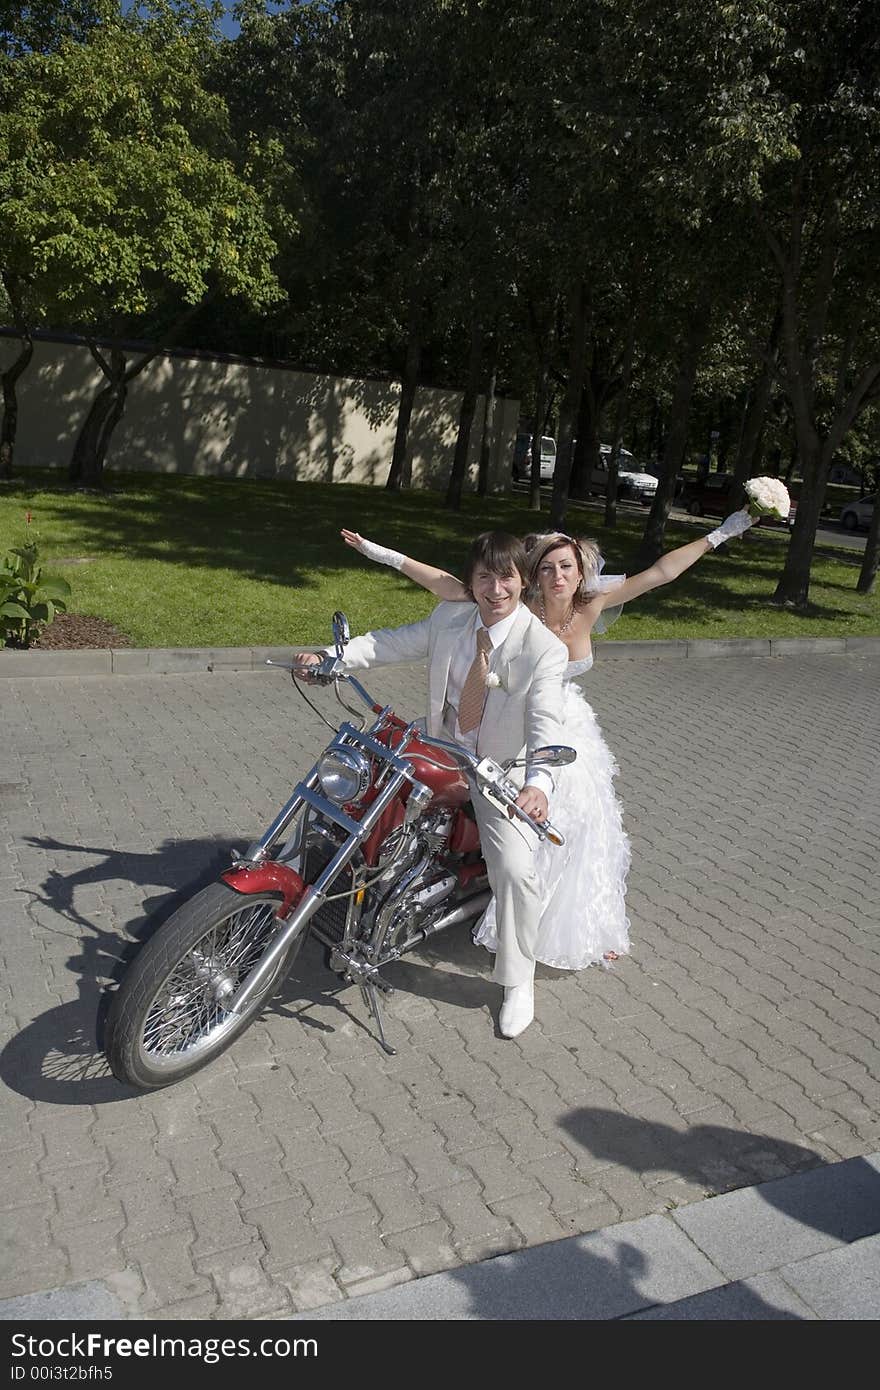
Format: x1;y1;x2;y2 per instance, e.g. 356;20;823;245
341;529;470;602
596;509;755;608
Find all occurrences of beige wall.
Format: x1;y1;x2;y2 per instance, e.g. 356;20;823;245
0;336;519;492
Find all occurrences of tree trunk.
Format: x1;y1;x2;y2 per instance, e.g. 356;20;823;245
767;221;880;603
477;357;497;498
1;334;33;479
529;357;549;513
568;377;593;499
772;440;828;606
69;330;184;485
856;467;880;594
446;319;483;511
549;280;590;531
96;377;128;472
604;307;638;528
647;397;663;460
386;312;421;492
734;310;782;485
66;308;199;486
69;384;121;485
637;314;709;567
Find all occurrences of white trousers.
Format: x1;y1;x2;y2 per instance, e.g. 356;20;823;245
470;773;540;987
440;712;539;988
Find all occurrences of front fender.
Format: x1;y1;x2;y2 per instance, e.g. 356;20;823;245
220;862;306;919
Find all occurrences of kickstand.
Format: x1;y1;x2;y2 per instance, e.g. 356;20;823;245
360;978;397;1056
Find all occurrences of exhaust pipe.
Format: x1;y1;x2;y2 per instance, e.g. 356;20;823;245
415;890;492;942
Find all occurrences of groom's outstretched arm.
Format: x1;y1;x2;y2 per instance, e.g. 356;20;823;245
332;615;433;670
319;598;466;671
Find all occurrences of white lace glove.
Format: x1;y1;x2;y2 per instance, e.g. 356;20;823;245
706;508;755;549
342;530;405;571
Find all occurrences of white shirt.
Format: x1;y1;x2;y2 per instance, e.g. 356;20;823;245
447;606;553;800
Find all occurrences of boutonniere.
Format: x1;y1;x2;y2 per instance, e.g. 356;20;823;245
485;672;505;690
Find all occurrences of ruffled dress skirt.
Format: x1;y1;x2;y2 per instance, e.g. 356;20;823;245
473;678;631;970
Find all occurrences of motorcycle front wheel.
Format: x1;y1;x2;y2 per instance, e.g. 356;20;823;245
105;882;306;1089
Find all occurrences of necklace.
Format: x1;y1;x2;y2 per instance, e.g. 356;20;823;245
540;599;575;635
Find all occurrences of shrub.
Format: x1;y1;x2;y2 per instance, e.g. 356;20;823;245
1;538;71;648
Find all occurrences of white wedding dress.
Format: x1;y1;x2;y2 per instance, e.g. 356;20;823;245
473;651;632;969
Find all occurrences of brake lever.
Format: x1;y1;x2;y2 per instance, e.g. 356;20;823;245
477;780;565;847
266;658;339;684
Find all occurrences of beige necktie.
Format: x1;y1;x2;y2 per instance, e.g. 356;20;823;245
457;627;493;733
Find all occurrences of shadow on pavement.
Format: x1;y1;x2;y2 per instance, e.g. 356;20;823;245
441;1107;855;1321
561;1105;822;1193
2;832;494;1106
560;1109;880;1247
441;1229;804;1321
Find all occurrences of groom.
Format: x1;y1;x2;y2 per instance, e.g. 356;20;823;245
296;531;567;1038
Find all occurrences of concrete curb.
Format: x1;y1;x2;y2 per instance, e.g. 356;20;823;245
4;1153;877;1321
293;1152;880;1322
1;634;879;679
0;644;289;679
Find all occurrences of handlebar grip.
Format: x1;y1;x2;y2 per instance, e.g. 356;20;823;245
541;819;565;847
504;797;564;847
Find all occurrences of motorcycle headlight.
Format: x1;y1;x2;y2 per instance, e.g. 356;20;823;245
317;748;371;805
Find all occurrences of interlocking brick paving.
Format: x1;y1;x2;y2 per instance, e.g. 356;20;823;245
1;651;877;1316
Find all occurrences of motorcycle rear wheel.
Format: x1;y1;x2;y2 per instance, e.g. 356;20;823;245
105;882;305;1089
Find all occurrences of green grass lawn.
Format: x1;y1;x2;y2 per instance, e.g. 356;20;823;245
1;469;877;647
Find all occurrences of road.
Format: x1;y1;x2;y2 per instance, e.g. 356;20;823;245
2;647;878;1317
511;484;868;551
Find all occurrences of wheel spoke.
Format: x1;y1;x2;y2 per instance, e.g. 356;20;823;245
139;898;281;1064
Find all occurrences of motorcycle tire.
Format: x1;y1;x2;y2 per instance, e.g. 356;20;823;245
105;882;307;1089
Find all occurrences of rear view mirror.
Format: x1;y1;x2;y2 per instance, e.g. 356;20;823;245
504;745;577;771
531;745;577;767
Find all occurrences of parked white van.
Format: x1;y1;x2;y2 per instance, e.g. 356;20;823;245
512;433;557;482
591;444;657;504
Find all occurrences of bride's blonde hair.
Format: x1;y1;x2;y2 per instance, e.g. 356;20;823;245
523;532;603;606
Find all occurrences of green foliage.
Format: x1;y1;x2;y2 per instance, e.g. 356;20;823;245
3;1;879;555
0;0;113;59
0;524;71;647
0;3;284;335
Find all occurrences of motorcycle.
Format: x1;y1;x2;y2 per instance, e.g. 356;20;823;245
105;613;575;1089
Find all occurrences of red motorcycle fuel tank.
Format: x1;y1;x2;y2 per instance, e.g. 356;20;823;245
370;716;471;808
354;715;473;866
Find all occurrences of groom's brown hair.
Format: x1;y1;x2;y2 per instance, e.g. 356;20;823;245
463;532;529;597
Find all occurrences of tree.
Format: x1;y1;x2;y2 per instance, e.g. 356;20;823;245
0;2;283;485
0;274;34;478
0;0;109;58
661;0;880;605
0;0;112;477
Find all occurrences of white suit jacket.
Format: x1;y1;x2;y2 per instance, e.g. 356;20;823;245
335;601;567;766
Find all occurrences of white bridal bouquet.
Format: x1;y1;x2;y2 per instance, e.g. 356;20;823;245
745;476;791;521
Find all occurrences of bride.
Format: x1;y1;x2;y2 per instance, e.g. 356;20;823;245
340;507;755;970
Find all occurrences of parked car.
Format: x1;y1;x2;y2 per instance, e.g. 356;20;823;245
829;463;864;486
682;472;745;517
591;444;658;505
839;494;876;531
512;433;557;482
642;460;686;497
681;472;796;528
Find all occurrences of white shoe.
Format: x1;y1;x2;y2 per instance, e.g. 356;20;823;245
499;978;534;1038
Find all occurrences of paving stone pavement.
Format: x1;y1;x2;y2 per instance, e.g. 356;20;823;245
0;651;878;1319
